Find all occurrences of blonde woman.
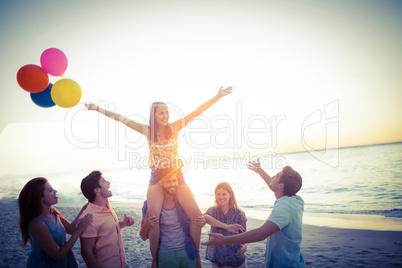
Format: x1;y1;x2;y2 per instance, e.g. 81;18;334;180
204;182;248;268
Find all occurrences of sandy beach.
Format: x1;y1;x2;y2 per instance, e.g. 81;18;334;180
1;199;401;268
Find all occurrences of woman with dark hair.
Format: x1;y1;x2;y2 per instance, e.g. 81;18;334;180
18;177;92;268
86;86;232;267
204;182;248;268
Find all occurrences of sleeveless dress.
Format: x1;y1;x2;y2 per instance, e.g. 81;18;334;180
148;124;185;186
27;215;78;268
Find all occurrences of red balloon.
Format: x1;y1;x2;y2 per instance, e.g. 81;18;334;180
16;64;49;93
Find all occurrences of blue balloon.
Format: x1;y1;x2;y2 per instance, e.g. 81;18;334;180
30;83;55;108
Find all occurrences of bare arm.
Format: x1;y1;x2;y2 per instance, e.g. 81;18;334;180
172;86;233;133
204;215;244;233
85;103;149;137
139;216;159;241
247;158;273;187
202;220;280;247
81;237;100;268
59;203;89;235
29;214;92;262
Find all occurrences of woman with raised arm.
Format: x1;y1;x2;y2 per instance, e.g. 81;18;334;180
18;177;92;268
86;86;233;267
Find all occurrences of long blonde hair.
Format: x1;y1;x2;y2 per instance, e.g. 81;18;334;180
214;182;241;211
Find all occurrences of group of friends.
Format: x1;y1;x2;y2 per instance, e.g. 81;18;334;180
18;86;305;268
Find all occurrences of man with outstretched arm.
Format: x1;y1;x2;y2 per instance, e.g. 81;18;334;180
202;159;305;268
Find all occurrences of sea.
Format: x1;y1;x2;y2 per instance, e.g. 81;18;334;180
1;142;401;222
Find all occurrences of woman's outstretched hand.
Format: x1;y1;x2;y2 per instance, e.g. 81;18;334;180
218;86;233;98
225;223;245;233
85;103;99;111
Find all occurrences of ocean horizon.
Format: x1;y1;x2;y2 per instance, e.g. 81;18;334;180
2;142;401;224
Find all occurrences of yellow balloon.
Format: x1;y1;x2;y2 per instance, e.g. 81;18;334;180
51;78;82;108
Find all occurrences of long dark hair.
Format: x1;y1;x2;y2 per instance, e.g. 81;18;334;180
18;177;60;246
149;102;172;143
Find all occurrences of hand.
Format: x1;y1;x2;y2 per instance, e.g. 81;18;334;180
76;213;93;233
201;233;225;248
122;214;135;228
192;216;207;228
225;224;244;233
235;244;247;257
85;103;99;111
218;86;233;98
247;158;262;174
142;215;159;231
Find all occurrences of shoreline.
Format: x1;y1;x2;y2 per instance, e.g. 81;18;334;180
2;199;402;267
54;199;402;231
303;212;402;231
106;200;402;231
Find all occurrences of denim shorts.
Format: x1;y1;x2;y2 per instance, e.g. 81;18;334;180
149;168;186;187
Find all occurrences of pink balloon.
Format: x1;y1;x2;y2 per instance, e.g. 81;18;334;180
40;48;68;76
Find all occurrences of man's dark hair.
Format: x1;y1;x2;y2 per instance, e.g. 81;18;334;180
279;166;302;196
81;171;102;202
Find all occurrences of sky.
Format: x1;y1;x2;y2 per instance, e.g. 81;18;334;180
0;0;401;177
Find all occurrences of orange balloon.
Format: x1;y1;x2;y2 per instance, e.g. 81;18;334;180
16;64;49;93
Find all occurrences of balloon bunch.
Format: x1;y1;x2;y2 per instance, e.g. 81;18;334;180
16;48;82;108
